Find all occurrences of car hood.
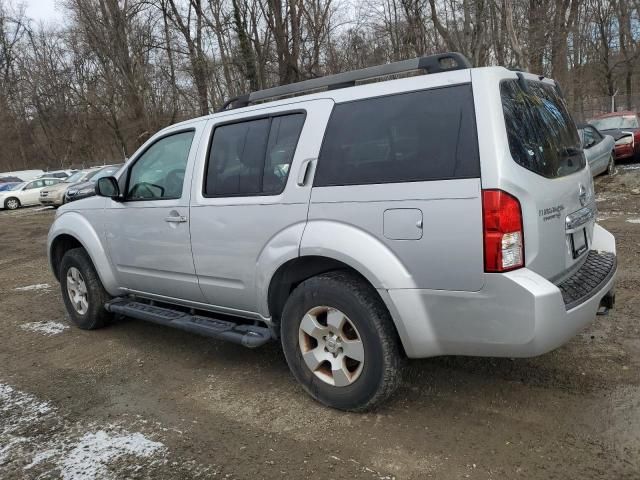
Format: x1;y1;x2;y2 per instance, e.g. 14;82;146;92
42;182;74;194
599;127;638;140
67;181;95;192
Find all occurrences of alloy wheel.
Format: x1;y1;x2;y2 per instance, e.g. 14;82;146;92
298;306;365;387
66;267;89;315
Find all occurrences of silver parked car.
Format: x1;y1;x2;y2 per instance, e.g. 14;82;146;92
578;123;616;176
47;53;617;411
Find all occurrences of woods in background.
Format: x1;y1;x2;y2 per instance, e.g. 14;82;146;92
0;0;639;171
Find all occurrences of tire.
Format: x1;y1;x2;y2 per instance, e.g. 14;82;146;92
607;153;616;176
280;270;404;411
59;248;112;329
4;197;20;210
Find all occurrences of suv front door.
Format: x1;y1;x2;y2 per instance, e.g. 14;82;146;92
105;124;206;303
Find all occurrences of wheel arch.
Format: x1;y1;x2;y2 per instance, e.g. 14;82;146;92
266;254;411;356
48;212;120;295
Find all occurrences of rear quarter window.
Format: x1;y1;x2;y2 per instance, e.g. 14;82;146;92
314;84;480;187
501;79;585;178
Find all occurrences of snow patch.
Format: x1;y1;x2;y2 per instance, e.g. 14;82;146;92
626;218;640;224
0;383;54;427
14;283;50;291
55;430;164;480
0;383;168;478
20;321;69;336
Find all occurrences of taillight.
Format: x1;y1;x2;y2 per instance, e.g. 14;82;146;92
482;189;524;272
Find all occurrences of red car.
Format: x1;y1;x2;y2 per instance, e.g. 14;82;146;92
590;111;640;161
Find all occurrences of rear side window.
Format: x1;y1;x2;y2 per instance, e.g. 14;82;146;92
205;113;305;196
501;79;584;178
314;84;480;187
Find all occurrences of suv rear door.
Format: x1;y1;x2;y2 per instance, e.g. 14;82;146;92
189;99;334;316
473;69;596;283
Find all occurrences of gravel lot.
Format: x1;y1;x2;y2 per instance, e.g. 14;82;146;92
1;166;639;479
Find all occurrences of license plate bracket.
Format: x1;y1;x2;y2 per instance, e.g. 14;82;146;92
571;228;588;259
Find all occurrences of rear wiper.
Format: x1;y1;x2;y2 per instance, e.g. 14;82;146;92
559;146;582;156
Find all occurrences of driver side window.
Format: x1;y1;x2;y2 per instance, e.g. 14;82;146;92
127;130;195;200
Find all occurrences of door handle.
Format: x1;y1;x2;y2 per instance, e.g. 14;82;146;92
165;215;188;223
297;158;316;186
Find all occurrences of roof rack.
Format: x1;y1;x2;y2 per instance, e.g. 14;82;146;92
217;52;471;112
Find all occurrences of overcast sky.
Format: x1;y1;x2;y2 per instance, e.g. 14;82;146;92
24;0;64;24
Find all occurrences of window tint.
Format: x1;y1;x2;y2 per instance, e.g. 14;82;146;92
205;113;304;196
314;85;480;187
501;79;584;178
127;131;195;200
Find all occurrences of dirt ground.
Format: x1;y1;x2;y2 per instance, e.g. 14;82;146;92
1;165;639;480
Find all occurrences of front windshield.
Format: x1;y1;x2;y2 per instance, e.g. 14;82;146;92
91;165;122;183
591;115;639;131
65;171;86;183
9;182;26;191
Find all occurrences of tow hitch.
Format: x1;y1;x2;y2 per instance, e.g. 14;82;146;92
597;290;615;316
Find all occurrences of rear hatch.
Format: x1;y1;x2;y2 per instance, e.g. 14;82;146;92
499;76;595;283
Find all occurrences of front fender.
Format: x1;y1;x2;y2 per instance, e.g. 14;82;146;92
48;211;121;296
299;220;416;290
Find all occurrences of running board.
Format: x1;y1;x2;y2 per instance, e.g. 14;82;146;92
105;298;272;348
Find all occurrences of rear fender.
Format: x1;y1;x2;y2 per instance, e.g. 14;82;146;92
299;220;417;350
300;220;416;289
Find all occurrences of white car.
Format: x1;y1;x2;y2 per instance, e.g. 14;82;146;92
0;178;63;210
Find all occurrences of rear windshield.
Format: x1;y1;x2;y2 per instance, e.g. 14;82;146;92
590;115;639;131
501;79;584;178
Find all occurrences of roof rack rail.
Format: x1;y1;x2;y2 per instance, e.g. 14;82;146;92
217;52;471;112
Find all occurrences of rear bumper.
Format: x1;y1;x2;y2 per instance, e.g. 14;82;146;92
383;224;617;358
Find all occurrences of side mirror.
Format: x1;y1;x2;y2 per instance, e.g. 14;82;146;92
95;176;121;199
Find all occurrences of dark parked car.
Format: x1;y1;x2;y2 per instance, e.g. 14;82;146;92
65;164;123;203
590;111;640;161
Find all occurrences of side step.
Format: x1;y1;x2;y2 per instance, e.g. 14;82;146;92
105;298;272;348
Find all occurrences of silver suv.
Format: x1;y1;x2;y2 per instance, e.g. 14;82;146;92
48;53;617;411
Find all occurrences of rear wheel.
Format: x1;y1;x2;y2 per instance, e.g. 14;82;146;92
280;271;403;411
607;153;616;176
4;197;20;210
60;248;112;329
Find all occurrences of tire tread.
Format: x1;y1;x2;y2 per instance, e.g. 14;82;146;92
60;248;112;330
281;270;404;411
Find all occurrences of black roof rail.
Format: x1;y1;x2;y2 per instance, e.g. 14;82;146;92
217;52;471;112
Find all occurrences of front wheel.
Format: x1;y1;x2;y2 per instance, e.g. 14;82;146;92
607;153;616;176
280;271;403;411
60;248;112;329
4;197;20;210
